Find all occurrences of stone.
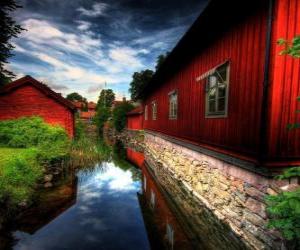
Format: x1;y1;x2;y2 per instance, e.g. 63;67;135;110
243;211;266;227
245;198;267;219
266;188;278;196
245;187;266;202
44;174;53;183
44;182;53;188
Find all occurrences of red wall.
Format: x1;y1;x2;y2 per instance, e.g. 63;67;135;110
0;85;74;137
127;114;143;130
143;6;268;161
267;0;300;163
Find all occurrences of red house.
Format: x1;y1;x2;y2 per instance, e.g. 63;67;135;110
0;75;76;137
127;106;143;131
140;0;300;172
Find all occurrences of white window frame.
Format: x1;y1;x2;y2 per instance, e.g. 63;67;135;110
152;101;157;120
168;90;178;120
205;62;230;118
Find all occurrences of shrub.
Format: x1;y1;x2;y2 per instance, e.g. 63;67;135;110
112;102;134;132
0;117;70;164
266;167;300;241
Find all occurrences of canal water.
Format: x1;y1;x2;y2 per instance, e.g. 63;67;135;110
0;143;193;250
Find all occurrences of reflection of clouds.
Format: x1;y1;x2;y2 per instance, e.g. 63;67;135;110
78;205;91;214
85;234;100;243
95;163;137;191
80;218;106;231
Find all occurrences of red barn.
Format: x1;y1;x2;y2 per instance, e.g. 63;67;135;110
0;75;76;137
140;0;300;172
127;106;143;130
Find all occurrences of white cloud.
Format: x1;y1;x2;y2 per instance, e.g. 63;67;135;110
76;20;92;31
77;3;108;17
109;47;143;68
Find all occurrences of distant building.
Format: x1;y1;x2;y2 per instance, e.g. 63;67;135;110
126;106;143;131
0;75;75;137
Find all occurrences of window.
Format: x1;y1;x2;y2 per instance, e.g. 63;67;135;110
145;105;148;120
166;223;174;249
143;175;147;191
152;101;157;120
150;189;156;209
169;91;178;120
205;62;229;117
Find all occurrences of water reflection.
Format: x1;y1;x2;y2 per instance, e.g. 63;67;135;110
1;143;150;250
127;148;194;250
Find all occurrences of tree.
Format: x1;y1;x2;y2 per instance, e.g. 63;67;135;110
0;0;24;86
129;70;154;101
95;106;111;136
129;53;169;101
96;89;115;108
66;92;86;102
112;101;134;132
155;52;169;71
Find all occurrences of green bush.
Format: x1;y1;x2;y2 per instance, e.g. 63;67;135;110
266;167;300;241
0;148;43;206
112;102;134;132
0;117;70;164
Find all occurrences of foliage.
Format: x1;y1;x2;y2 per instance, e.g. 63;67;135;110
0;117;70;163
278;36;300;58
66;92;88;111
266;167;300;241
129;69;154;101
0;148;43;207
155;52;169;71
95;106;111;135
0;0;24;85
112;101;135;132
96;89;115;108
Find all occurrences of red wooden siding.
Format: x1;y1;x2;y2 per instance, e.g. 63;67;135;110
0;84;75;137
127;114;143;130
144;6;268;160
267;0;300;163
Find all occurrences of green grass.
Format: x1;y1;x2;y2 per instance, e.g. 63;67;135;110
0;147;43;207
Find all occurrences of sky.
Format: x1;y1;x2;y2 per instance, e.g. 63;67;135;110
8;0;208;101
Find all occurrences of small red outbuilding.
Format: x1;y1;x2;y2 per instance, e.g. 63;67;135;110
0;75;76;137
127;106;143;131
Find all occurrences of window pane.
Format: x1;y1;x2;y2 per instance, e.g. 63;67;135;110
218;97;225;112
209;88;216;99
218;84;226;98
209;99;216;113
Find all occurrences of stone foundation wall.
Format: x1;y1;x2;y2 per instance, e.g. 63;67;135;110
144;132;292;250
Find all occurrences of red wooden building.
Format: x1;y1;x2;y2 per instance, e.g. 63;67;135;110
127;106;143;130
0;75;76;137
140;0;300;172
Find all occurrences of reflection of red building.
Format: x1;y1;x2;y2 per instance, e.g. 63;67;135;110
126;148;193;249
126;148;145;168
126;107;143;130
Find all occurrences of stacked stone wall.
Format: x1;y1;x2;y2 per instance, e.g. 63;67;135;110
144;132;292;250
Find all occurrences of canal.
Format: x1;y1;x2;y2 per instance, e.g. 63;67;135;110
1;139;251;250
0;142;193;250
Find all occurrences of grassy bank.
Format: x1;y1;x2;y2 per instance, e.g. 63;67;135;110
0;117;70;208
0;148;43;207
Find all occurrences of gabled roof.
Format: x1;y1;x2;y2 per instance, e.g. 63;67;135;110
127;106;143;116
0;75;76;111
138;0;267;99
88;102;96;109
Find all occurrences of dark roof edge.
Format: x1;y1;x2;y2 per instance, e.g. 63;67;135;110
0;75;76;111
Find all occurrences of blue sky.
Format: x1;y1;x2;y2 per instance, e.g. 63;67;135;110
8;0;207;101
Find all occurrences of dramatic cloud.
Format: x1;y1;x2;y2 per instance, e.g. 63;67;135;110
77;3;108;17
8;0;207;101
